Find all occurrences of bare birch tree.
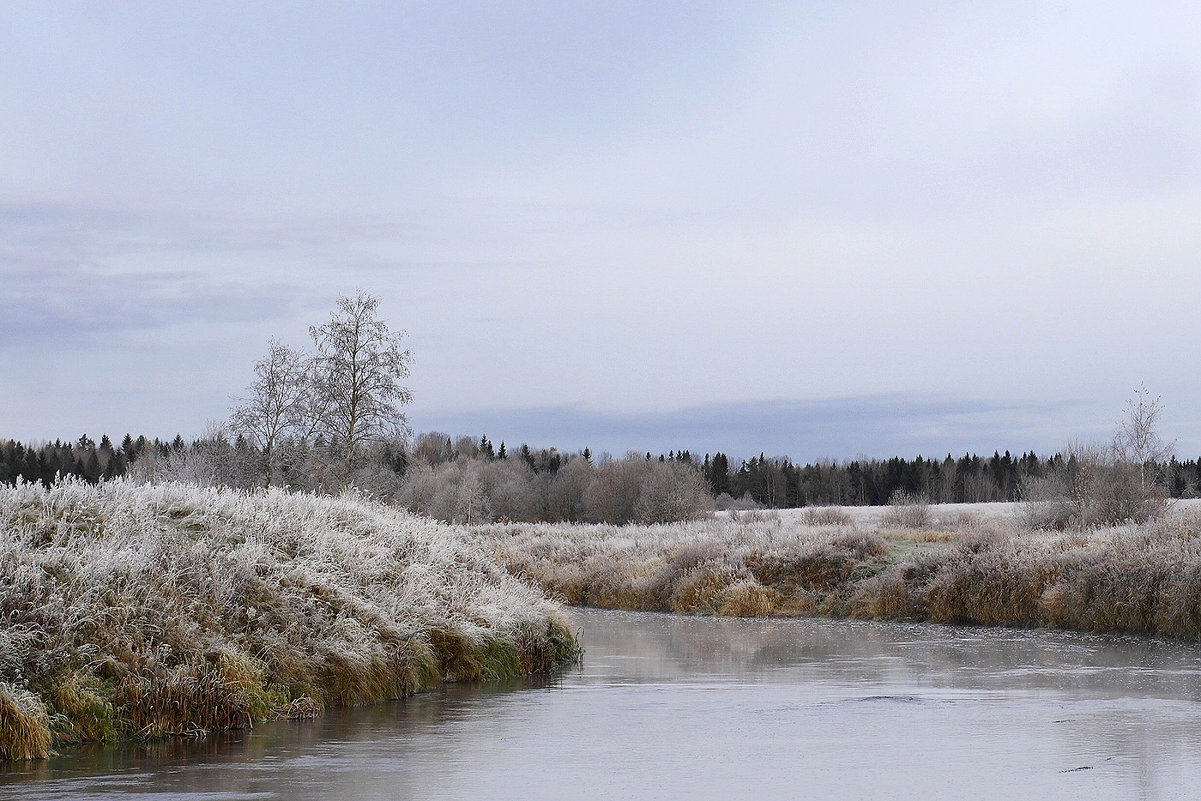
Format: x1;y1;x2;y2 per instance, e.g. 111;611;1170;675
309;292;413;487
229;340;310;487
1113;383;1174;489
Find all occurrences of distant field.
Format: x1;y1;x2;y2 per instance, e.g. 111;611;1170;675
718;498;1201;527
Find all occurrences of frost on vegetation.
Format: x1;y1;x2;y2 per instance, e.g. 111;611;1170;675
881;491;932;529
479;504;1201;641
397;455;715;525
0;479;578;758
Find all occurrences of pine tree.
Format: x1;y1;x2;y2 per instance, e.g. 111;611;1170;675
21;450;39;484
104;451;127;480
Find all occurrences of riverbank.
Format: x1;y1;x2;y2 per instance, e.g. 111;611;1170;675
7;607;1198;799
0;481;579;760
478;501;1201;641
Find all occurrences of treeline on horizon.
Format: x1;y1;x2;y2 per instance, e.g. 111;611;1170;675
3;431;1199;516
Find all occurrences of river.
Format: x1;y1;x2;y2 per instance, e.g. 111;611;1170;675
3;609;1200;800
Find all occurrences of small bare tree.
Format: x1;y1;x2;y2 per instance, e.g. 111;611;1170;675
229;340;311;487
1022;395;1175;530
1113;383;1174;490
309;292;413;487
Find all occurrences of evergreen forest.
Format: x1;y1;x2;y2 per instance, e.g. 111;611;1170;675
3;432;1198;515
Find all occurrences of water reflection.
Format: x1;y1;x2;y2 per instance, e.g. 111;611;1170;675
579;612;1201;700
2;610;1200;800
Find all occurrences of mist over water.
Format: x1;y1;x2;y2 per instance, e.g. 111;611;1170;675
4;609;1200;800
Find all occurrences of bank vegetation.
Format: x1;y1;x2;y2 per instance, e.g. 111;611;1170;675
0;480;578;761
478;498;1201;643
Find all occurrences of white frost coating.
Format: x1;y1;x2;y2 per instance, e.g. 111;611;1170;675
0;479;567;698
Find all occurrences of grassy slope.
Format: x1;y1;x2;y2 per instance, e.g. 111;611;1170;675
479;506;1201;641
0;481;578;760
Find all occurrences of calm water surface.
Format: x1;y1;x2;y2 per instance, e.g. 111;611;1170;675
4;609;1201;800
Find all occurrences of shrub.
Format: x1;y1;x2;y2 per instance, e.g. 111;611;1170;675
801;506;854;526
730;508;779;524
881;491;931;528
715;492;762;512
1021;453;1171;530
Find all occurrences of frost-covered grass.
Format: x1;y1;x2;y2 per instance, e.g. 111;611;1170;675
0;480;578;760
716;501;1025;527
479;503;1201;641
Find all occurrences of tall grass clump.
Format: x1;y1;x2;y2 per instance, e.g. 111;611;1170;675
0;479;578;759
0;683;52;760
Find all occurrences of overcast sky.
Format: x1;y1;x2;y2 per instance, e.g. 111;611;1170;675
3;2;1200;461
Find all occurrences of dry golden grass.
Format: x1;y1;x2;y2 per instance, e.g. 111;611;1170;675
0;683;52;761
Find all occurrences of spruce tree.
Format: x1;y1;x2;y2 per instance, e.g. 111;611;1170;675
83;452;102;484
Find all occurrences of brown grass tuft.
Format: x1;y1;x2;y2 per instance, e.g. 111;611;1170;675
0;684;53;760
47;672;117;744
746;551;854;592
272;695;322;720
115;659;261;738
669;564;745;614
830;532;889;559
717;581;780;616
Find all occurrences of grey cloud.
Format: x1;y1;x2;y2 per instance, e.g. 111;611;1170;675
0;201;412;261
0;263;293;343
0;201;380;345
415;395;1092;463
